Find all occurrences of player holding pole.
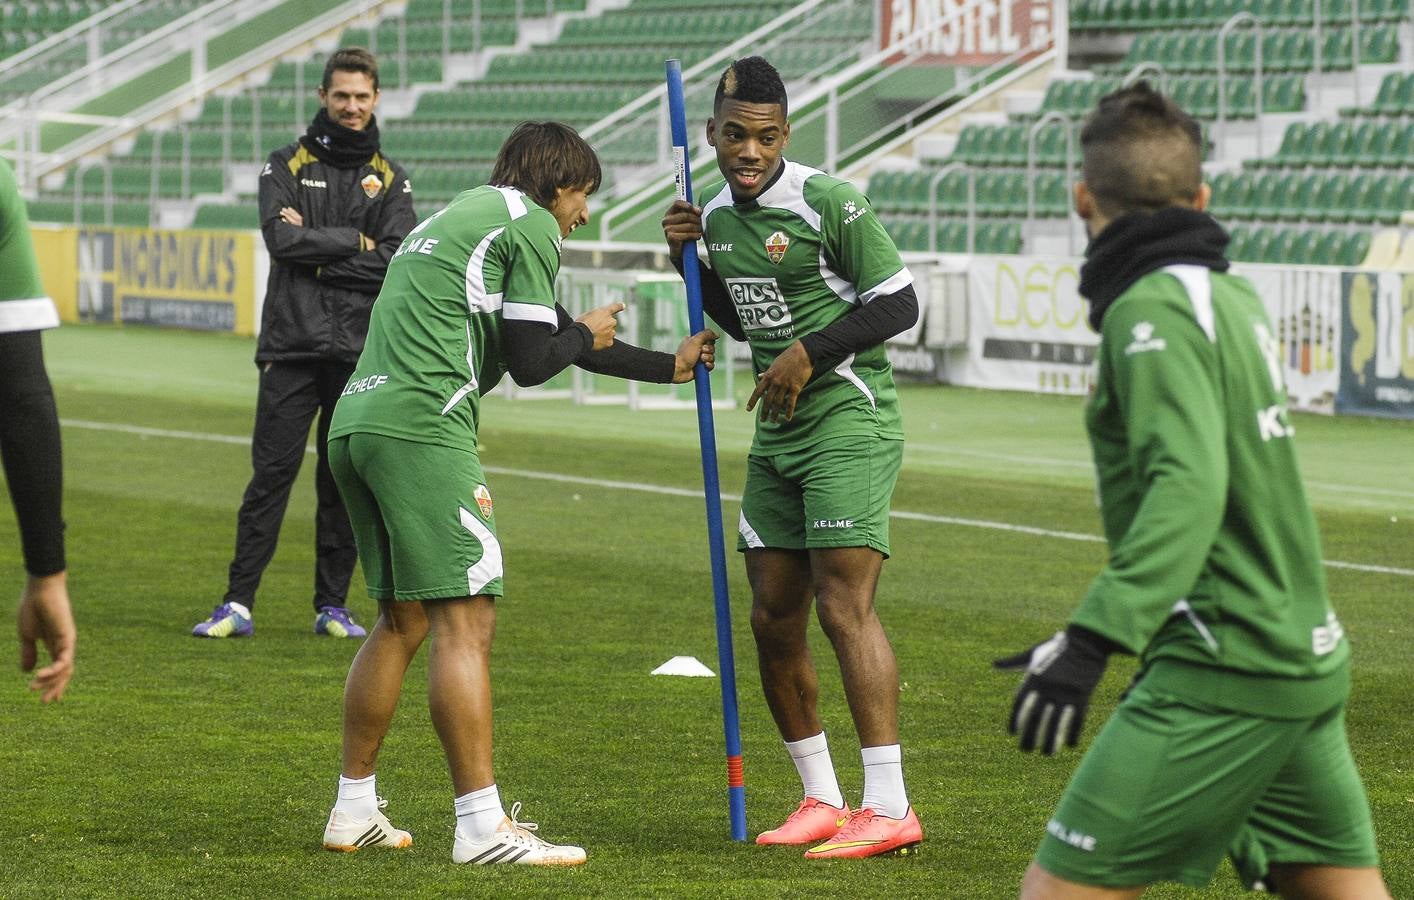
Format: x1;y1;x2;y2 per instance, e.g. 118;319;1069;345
660;56;923;859
666;57;748;843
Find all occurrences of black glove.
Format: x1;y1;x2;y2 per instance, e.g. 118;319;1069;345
994;625;1113;755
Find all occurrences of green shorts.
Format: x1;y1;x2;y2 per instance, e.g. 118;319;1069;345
1036;684;1380;890
736;437;902;556
328;433;504;601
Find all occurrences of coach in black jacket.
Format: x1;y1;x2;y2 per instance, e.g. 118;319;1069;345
193;47;416;640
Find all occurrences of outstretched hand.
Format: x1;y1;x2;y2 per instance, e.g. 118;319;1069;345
746;341;812;423
18;571;76;703
672;330;718;383
994;626;1111;755
575;302;625;351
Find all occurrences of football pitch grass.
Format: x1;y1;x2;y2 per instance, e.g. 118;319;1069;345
3;324;1410;898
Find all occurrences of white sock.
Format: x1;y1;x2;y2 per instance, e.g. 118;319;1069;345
785;732;844;809
227;601;251;619
334;774;377;820
861;744;909;818
454;784;506;841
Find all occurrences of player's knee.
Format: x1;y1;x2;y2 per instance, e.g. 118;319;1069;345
813;592;874;642
750;602;803;643
379;601;429;645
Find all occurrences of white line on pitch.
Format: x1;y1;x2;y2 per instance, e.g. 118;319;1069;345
60;418;1414;578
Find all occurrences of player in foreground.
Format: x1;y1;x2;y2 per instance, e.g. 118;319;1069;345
321;121;716;865
661;57;922;859
1;157;76;703
995;82;1390;898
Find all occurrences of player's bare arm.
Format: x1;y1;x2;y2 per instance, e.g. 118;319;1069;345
746;340;812;422
18;571;76;703
671;330;719;383
574;301;625;350
661;199;703;260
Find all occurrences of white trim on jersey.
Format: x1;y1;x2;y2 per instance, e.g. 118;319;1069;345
819;252;858;305
834;353;876;410
1163;264;1217;342
441;321;479;415
738;510;764;549
859;267;914;304
490;185;530;220
460;505;504;596
465;228;506;315
0;297;59;333
502;302;558;327
756;160;824;232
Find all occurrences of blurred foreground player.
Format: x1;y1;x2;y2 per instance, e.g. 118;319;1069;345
0;157;76;703
995;82;1390;899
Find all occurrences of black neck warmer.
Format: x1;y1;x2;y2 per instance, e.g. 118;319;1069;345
299;108;381;169
1078;207;1231;331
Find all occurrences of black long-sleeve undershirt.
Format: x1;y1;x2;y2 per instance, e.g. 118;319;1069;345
674;255;919;372
0;330;65;576
502;303;676;386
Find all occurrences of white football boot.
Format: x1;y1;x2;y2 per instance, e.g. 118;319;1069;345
323;798;413;852
452;802;586;866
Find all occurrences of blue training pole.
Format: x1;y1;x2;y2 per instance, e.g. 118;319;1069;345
666;58;747;842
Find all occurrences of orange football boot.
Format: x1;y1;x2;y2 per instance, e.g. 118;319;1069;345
755;797;852;845
803;807;922;859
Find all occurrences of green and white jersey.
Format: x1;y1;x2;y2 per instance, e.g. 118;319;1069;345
700;160;912;454
0;158;59;333
1077;265;1349;717
329;185;562;449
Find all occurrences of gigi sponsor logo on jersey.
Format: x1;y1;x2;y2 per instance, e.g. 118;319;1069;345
725;277;794;339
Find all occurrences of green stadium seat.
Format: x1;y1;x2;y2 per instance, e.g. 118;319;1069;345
1289;229;1323;262
1265;228;1301;263
1346;175;1381;225
1312;174;1352;222
1339;231;1371;266
1312;229;1346;265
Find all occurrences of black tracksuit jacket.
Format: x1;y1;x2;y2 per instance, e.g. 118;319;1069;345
255;140;416;364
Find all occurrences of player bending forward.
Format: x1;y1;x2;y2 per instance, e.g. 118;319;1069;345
321;121;715;866
996;82;1391;899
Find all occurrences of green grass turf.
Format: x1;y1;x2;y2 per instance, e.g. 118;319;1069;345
3;324;1411;898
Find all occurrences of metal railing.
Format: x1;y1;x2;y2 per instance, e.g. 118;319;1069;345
7;0;393;192
597;0;1054;240
1026;111;1079;254
927;162;975;254
1216;13;1264;159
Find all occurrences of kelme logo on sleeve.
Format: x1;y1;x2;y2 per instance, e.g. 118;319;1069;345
474;484;494;519
361;173;384;198
1124;321;1167;355
765;231;790;264
725;277;794;338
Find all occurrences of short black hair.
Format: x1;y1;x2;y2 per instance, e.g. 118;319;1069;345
490;121;603;211
322;47;379;92
1079;81;1203;218
713;56;788;116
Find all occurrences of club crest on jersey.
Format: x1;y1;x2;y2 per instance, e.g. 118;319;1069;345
765;231;789;264
474;484;493;520
361;173;383;199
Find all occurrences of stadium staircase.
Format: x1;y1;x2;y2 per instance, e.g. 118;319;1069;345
16;0;878;231
859;0;1411;263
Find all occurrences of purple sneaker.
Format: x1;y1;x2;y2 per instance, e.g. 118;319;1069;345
314;606;367;638
192;602;253;638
